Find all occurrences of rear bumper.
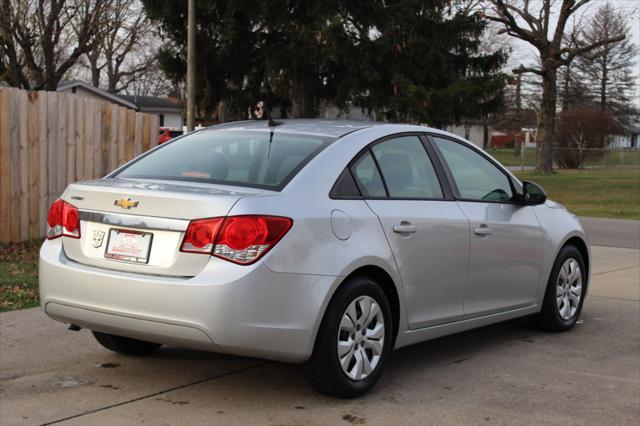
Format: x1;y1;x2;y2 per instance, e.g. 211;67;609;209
39;239;338;362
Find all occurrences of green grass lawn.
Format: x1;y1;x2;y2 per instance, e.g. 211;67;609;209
0;239;42;312
515;167;640;220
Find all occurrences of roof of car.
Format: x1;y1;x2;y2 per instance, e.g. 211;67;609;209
207;119;384;138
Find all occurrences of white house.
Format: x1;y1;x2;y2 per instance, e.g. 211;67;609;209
444;124;486;148
57;80;183;129
117;95;184;129
609;117;640;149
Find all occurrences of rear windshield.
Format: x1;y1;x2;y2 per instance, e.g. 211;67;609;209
115;130;334;190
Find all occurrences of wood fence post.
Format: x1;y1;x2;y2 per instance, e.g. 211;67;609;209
0;89;13;243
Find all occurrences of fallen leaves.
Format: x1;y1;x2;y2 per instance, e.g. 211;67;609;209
0;239;43;311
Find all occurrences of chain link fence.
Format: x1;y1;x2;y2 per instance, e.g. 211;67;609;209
485;147;640;170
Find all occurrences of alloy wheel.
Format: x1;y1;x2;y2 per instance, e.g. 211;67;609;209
337;295;385;381
556;258;583;320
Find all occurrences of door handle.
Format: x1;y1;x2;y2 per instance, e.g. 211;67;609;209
474;225;492;236
393;224;417;234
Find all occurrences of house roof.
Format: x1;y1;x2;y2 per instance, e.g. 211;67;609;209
57;80;138;109
116;95;182;112
57;80;182;113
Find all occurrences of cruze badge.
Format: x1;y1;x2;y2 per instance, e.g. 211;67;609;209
114;198;139;209
92;230;105;248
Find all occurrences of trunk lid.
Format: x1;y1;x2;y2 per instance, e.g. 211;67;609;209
60;178;271;277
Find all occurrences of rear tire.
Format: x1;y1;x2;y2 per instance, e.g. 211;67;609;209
533;245;587;332
306;275;393;398
92;331;162;356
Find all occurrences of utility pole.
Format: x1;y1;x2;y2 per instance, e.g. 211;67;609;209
513;66;523;157
515;66;522;113
186;0;196;132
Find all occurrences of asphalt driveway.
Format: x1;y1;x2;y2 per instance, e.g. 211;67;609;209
1;221;639;425
580;217;640;249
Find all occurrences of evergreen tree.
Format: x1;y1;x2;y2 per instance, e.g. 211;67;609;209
353;0;507;127
142;0;507;125
557;60;591;112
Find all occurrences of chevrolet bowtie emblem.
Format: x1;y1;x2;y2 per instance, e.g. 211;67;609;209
114;198;139;209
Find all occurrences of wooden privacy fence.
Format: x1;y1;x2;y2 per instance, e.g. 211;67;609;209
0;87;160;243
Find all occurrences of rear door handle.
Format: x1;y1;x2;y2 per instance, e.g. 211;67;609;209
474;225;492;236
393;224;417;234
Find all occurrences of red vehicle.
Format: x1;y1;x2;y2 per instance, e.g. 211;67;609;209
158;127;183;145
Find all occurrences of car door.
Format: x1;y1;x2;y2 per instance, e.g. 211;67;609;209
349;134;470;329
430;136;543;317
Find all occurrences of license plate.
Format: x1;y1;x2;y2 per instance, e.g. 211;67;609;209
105;229;153;264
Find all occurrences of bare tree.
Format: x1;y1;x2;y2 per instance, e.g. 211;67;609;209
0;0;108;90
81;0;155;93
574;3;637;128
125;63;176;96
485;0;625;174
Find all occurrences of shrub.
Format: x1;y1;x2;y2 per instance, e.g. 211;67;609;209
554;107;620;169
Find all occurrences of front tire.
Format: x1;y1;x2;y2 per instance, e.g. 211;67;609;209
306;275;393;398
92;331;162;356
534;245;587;332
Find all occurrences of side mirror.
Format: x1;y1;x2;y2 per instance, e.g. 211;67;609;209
521;181;547;205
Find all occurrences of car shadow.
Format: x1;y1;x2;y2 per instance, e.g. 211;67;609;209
382;318;543;377
136;317;548;395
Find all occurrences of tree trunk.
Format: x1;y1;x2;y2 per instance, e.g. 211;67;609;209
482;122;489;149
561;63;571;110
89;54;101;88
42;74;59;91
600;59;607;111
515;73;522;111
290;67;317;118
107;75;119;93
536;67;557;174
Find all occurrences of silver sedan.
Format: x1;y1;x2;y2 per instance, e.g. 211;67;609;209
39;120;589;397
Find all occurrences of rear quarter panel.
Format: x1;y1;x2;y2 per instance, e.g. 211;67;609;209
227;126;423;343
228;193;409;348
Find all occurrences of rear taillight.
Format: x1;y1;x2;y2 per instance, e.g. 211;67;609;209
180;217;224;254
180;215;293;265
214;216;292;264
47;199;80;239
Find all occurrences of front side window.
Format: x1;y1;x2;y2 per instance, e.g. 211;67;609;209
115;130;333;189
371;136;443;199
432;137;513;202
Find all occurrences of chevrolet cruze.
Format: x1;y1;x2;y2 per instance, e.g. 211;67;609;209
39;120;589;397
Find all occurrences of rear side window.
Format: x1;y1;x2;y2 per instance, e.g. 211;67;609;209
371;136;443;199
115;130;334;190
330;169;361;198
432;137;513;202
351;152;386;197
